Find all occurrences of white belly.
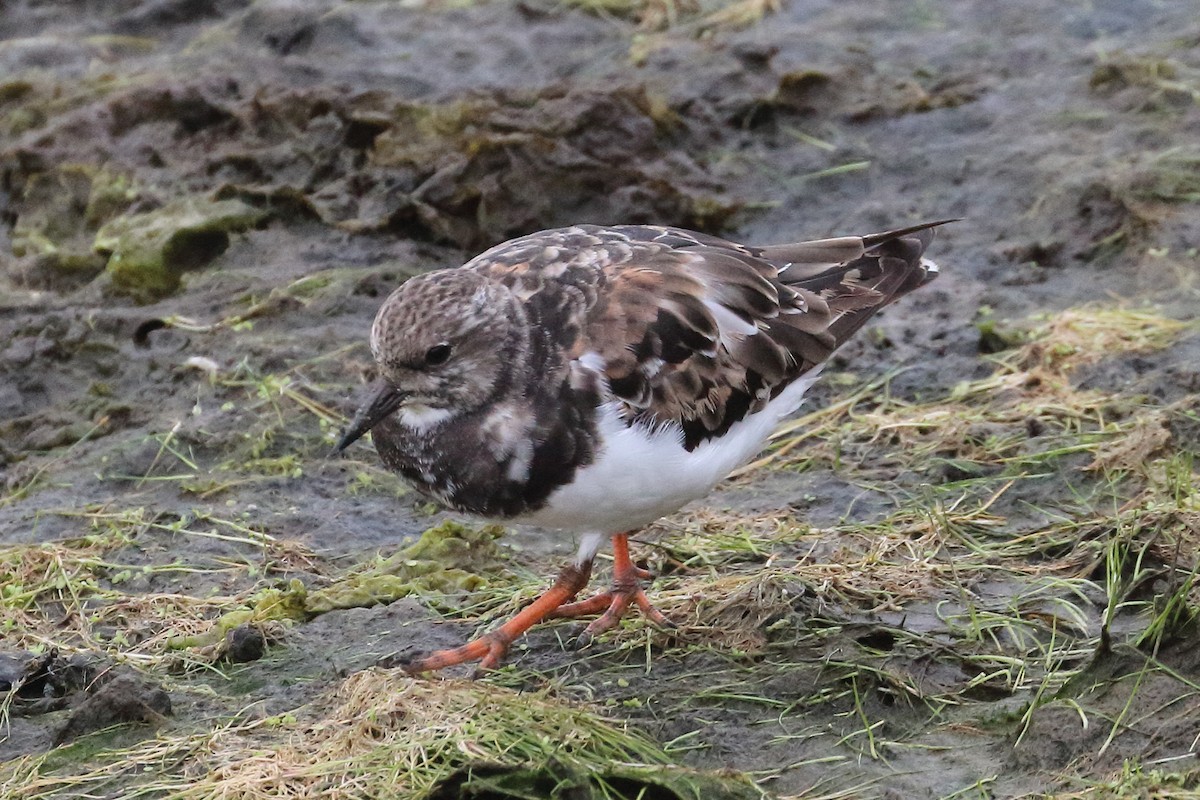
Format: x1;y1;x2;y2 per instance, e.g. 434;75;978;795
518;370;822;534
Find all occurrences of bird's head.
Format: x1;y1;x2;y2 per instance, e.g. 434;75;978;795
335;270;521;451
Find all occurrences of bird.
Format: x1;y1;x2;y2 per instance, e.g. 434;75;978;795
335;220;949;673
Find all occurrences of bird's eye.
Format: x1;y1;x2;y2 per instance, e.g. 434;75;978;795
424;343;452;366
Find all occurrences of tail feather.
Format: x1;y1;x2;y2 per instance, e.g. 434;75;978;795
765;219;950;357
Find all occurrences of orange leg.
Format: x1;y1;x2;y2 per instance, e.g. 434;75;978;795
549;532;672;645
401;561;592;674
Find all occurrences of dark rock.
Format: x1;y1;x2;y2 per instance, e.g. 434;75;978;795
54;672;172;745
223;624;267;663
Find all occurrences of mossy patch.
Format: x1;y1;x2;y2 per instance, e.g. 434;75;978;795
9;165;137;280
1128;147;1200;204
94;197;267;301
167;521;508;653
306;521;508;614
169;579;308;651
744;305;1195;485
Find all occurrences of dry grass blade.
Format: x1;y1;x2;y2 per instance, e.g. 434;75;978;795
748;306;1193;480
2;670;756;800
561;0;780;32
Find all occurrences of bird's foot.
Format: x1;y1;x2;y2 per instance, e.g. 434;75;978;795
398;631;514;676
550;582;674;647
401;561;591;676
548;532;673;646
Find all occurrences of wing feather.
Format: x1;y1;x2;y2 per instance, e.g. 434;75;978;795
472;221;949;451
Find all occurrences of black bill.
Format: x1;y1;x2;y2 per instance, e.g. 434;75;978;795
333;380;406;454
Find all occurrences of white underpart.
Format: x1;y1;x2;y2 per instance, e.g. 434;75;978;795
398;404;455;433
519;368;824;564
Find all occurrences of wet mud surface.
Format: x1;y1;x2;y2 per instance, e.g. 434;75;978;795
3;1;1200;798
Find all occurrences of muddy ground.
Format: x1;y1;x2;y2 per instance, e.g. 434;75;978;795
2;1;1200;798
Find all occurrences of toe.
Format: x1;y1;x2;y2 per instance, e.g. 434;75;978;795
633;590;672;628
476;636;512;672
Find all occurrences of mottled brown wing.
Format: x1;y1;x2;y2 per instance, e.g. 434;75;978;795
472;222;947;451
591;223;946;449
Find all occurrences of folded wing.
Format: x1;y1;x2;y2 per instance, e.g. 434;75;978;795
471;221;948;451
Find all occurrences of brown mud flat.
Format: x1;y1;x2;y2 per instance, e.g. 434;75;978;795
2;1;1200;798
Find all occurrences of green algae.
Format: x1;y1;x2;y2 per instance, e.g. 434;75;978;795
170;522;508;650
305;520;507;614
94;196;267;301
10;165;136;277
168;579;308;650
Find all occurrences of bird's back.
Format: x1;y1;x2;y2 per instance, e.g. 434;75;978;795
469;222;944;452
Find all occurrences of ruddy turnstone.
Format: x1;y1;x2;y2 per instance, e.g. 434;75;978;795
336;220;948;673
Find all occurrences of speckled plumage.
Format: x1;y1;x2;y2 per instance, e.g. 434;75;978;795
340;221;943;522
335;220;948;672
